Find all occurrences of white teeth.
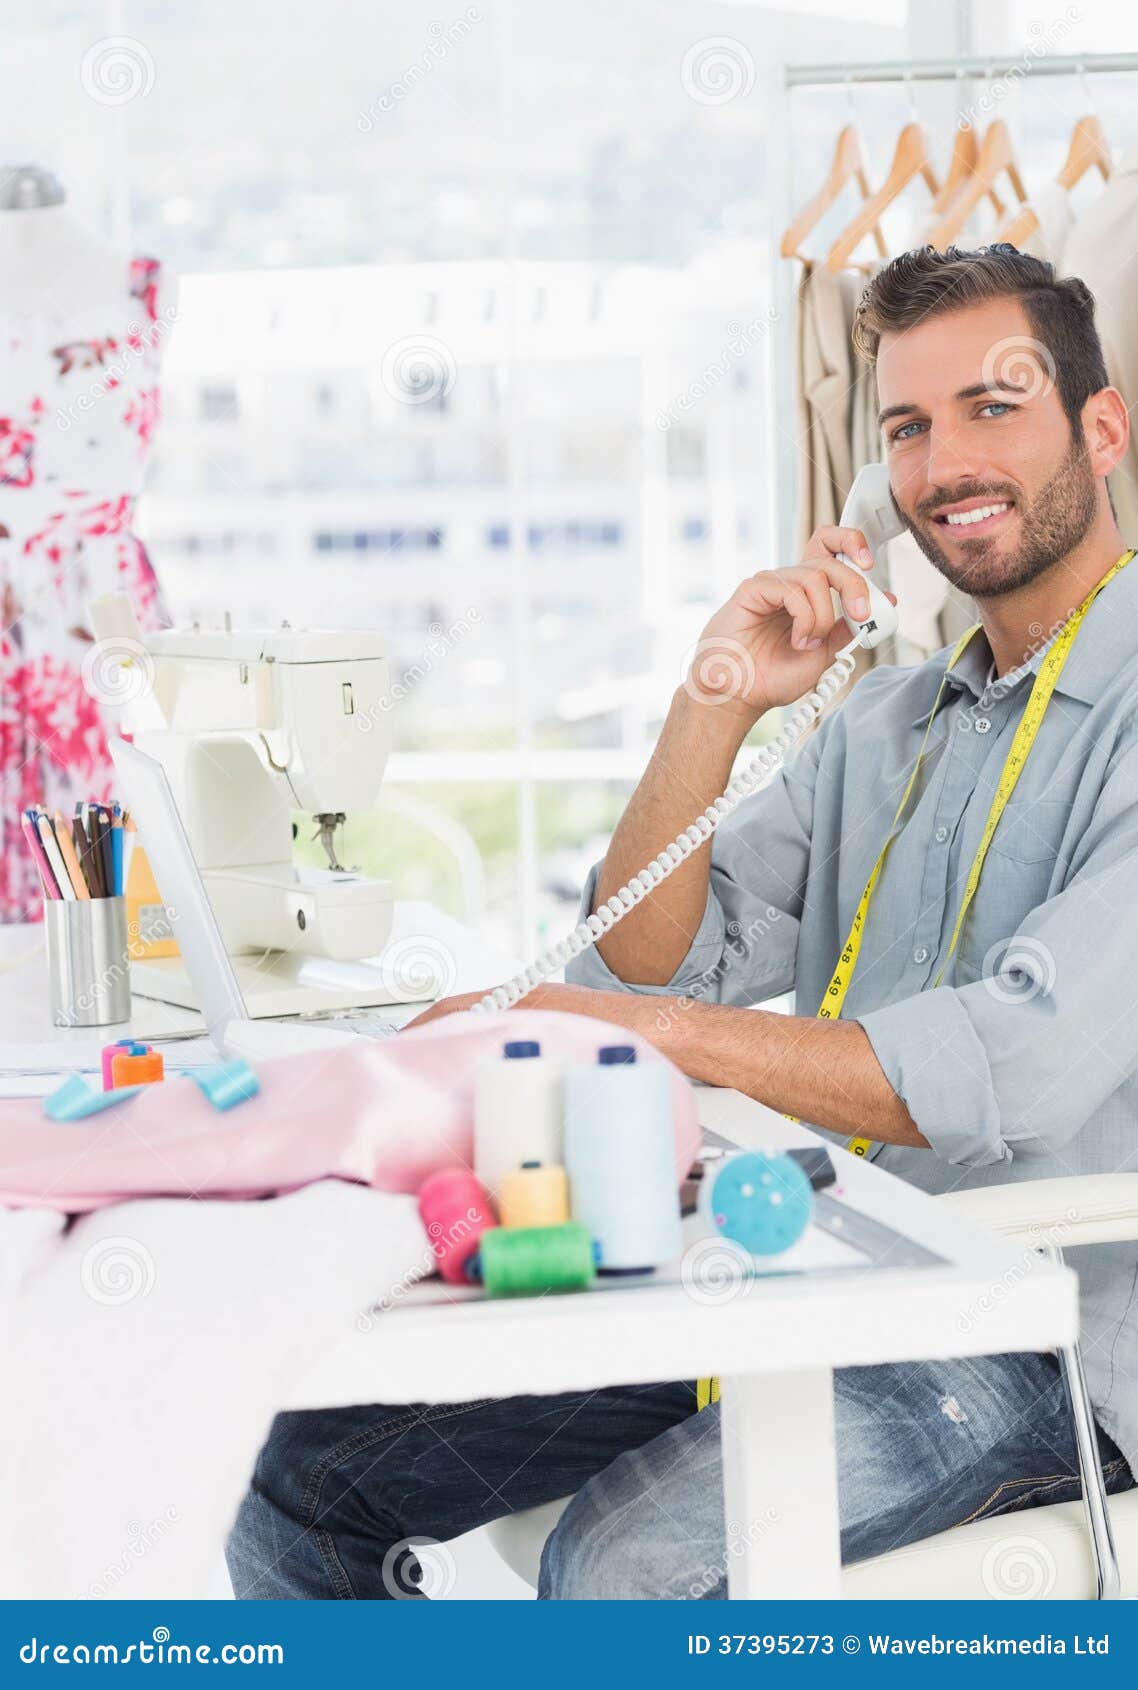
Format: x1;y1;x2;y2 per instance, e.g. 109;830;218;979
944;502;1010;527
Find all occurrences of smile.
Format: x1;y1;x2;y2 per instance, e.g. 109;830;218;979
934;501;1013;533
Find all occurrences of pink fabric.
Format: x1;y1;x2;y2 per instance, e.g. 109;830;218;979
0;1011;702;1214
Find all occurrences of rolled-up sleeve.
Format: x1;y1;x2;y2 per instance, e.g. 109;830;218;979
565;723;826;1004
859;740;1138;1167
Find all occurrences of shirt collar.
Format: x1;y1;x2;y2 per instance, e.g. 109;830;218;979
910;548;1138;728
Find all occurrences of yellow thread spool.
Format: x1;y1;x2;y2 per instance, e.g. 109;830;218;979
499;1161;570;1230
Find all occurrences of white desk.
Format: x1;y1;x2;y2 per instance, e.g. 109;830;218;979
289;1088;1078;1600
0;914;1078;1600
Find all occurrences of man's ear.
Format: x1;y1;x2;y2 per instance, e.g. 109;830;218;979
1082;385;1129;479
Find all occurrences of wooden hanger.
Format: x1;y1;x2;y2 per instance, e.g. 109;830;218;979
994;115;1111;249
933;121;1007;219
779;123;887;262
928;119;1027;250
825;122;941;272
1056;112;1112;190
932;122;979;213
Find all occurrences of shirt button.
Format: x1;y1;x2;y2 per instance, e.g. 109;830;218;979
913;947;930;965
974;717;991;733
935;826;949;843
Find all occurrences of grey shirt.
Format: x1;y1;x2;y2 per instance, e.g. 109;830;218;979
568;557;1138;1474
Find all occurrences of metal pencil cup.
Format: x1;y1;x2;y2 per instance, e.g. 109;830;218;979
44;897;131;1028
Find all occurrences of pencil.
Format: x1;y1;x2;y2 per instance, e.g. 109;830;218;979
53;810;90;898
73;813;102;898
21;810;61;899
111;803;124;896
96;807;114;899
37;813;76;902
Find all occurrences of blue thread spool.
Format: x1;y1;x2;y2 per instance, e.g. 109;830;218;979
699;1151;814;1257
563;1044;681;1273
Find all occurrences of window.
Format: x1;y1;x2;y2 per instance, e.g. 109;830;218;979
26;0;927;954
199;384;239;422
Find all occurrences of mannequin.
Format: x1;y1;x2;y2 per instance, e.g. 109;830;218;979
0;165;175;921
0;166;132;318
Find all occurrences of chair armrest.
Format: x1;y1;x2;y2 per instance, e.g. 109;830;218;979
938;1174;1138;1248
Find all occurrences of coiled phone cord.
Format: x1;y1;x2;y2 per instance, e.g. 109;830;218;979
476;639;861;1013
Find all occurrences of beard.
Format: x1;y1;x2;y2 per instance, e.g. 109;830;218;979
900;433;1099;599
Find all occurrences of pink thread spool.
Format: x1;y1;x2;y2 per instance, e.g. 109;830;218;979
418;1169;497;1285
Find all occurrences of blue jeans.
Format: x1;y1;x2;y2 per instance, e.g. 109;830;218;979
227;1351;1132;1599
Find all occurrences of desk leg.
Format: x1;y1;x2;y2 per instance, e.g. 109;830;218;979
720;1367;841;1600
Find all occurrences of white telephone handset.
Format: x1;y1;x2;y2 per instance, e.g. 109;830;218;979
834;461;903;647
478;464;904;1011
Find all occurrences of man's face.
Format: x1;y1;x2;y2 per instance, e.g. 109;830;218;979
876;297;1098;598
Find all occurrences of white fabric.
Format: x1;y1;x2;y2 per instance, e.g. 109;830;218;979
1060;149;1138;543
0;1181;428;1598
1020;180;1075;264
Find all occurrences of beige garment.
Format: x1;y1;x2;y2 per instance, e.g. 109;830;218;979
792;259;974;672
794;261;865;550
1060;145;1138;544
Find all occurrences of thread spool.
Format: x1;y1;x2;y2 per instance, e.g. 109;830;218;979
699;1151;814;1257
479;1222;595;1298
499;1161;570;1229
110;1043;164;1088
101;1040;133;1091
563;1044;681;1273
473;1040;563;1197
418;1168;497;1285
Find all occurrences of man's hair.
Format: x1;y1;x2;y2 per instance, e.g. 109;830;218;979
851;244;1109;432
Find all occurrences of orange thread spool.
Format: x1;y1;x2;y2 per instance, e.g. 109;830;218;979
110;1044;164;1088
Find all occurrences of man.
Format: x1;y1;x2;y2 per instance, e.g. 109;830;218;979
228;246;1137;1600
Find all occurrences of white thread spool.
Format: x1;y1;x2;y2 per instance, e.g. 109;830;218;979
473;1040;563;1198
564;1045;681;1272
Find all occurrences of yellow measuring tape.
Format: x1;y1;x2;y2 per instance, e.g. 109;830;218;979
839;547;1133;1157
696;550;1133;1412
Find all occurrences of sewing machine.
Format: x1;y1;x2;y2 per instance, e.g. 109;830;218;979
95;599;430;1016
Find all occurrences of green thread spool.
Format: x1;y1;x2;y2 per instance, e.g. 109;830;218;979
480;1222;595;1298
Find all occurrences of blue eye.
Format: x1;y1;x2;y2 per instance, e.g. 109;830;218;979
890;420;925;442
980;402;1014;417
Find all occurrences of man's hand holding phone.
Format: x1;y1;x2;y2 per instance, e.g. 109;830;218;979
684;526;894;721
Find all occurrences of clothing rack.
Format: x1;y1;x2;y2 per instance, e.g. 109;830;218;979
785;52;1138;88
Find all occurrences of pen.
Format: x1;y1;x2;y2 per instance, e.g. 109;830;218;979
53;810;90;899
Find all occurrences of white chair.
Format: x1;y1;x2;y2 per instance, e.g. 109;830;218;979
487;1173;1138;1599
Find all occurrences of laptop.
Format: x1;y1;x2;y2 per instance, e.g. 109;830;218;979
110;738;406;1055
